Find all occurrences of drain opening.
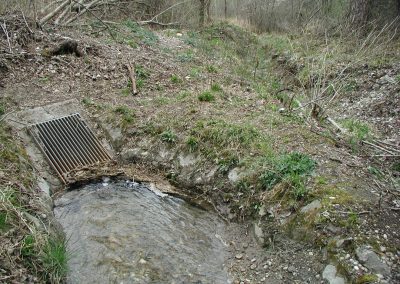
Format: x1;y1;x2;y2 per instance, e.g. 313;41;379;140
28;113;111;184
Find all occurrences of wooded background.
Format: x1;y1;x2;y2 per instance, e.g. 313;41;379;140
1;0;399;33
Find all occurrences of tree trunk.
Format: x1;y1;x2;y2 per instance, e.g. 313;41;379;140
224;0;227;19
199;0;205;27
349;0;371;29
206;0;211;22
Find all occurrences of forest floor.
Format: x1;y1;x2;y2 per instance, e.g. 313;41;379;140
1;12;400;283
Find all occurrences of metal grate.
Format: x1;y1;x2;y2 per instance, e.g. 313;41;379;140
28;113;111;184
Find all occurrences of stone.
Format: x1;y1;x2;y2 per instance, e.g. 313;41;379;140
300;200;322;214
250;263;257;270
356;246;391;277
120;148;141;162
336;237;353;249
254;222;264;245
139;258;147;264
37;177;50;196
322;264;345;284
228;168;243;183
235;253;244;260
178;154;197;167
258;205;267;217
103;123;123;150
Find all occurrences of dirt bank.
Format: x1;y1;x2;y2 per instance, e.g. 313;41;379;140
1;13;399;283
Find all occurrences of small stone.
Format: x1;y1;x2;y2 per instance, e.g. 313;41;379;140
251;258;256;263
301;200;322;214
354;266;359;271
139;259;147;264
288;266;296;273
235;254;244;260
250;264;257;270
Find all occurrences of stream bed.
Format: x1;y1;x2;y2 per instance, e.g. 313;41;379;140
54;180;232;284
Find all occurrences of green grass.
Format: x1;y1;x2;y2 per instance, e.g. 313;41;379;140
339;211;359;229
41;238;68;283
198;91;215;102
206;65;218;73
342;119;371;141
123;20;158;46
355;274;379;284
171;74;182;84
160;130;177;143
82;97;94;106
0;103;5;116
395;74;400;84
21;234;36;258
0;212;8;231
177;50;194;62
193;120;261;150
177;91;191;101
186;136;199;152
341;119;372;151
259;152;316;191
114;105;135;126
211;83;223;92
0;122;67;282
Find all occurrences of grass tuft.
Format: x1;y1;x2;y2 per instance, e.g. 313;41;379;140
160;130;177;143
198;91;215;102
211;83;223;92
171;74;182;84
41;238;69;283
114;105;135;126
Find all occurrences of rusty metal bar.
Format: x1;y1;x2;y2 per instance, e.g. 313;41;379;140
60;116;98;164
28;113;112;184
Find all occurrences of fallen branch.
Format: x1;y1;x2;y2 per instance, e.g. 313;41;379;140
21;10;33;34
362;140;396;156
326;117;347;133
63;0;101;25
0;21;12;53
55;1;72;25
138;20;180;27
39;0;70;26
125;63;138;95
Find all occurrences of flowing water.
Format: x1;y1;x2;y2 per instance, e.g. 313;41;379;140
54;180;231;284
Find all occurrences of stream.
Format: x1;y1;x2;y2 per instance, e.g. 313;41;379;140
54;180;232;284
